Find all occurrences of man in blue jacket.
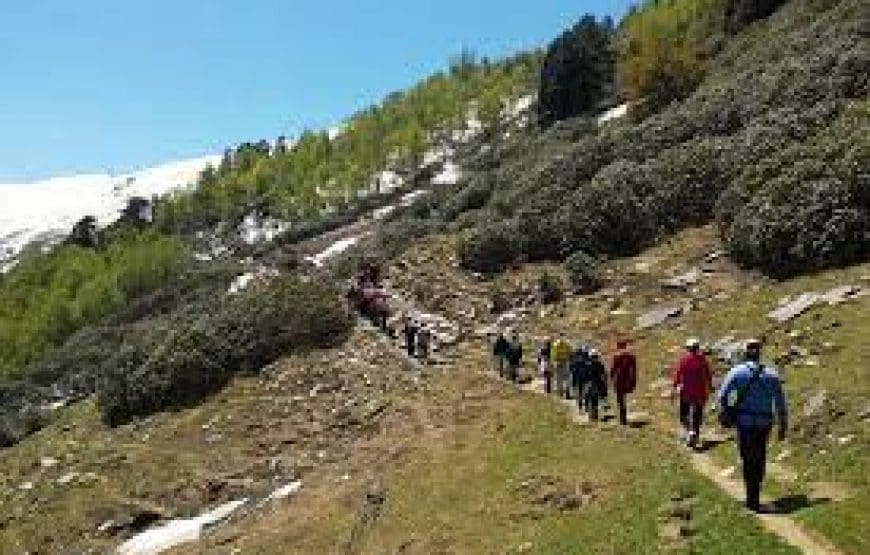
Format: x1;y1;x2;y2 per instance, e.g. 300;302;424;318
716;339;789;512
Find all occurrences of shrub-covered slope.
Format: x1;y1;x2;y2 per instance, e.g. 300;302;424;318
408;0;868;278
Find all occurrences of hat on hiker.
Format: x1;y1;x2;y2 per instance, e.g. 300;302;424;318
685;338;701;350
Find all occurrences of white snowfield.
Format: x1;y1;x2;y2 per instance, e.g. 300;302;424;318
0;154;220;271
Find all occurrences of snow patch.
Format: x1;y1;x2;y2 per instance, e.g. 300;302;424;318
266;480;303;502
432;162;461;186
239;214;291;245
597;103;629;125
371;170;405;194
306;235;368;267
117;499;247;555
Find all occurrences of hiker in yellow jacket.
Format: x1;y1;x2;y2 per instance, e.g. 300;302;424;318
552;333;572;399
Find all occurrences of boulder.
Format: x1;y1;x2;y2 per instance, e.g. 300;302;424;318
636;304;685;329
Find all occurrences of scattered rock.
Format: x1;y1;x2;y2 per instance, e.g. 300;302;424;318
769;293;819;323
40;457;59;469
57;472;79;485
803;391;828;419
637;304;685;329
661;268;701;290
837;435;855;445
820;284;864;305
769;285;864;323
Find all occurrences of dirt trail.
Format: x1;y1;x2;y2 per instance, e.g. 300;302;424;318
687;452;844;555
517;375;845;555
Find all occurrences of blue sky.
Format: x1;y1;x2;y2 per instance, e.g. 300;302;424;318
0;0;633;182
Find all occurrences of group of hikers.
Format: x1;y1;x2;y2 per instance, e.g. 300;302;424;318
492;331;637;425
492;331;789;514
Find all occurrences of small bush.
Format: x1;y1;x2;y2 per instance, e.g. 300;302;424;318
458;222;520;274
565;251;603;293
537;271;564;304
97;277;352;425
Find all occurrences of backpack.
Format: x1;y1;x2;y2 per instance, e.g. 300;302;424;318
719;365;763;428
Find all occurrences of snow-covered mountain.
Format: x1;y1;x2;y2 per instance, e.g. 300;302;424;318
0;154;220;272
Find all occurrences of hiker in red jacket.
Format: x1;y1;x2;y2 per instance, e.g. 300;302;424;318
610;340;637;426
672;338;714;449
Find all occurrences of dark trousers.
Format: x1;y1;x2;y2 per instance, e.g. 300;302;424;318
679;400;703;436
543;372;552;394
405;337;416;357
616;393;629;425
737;426;771;511
586;393;600;421
508;363;520;383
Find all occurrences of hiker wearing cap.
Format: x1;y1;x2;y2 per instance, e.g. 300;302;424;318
493;331;510;377
672;338;714;449
584;349;608;421
505;331;524;383
538;338;553;394
717;339;788;513
610;340;637;426
552;334;572;399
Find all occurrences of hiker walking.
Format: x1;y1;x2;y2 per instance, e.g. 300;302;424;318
672;338;714;449
570;346;590;411
717;339;788;513
538;338;553;394
493;331;510;378
584;349;608;421
552;333;572;399
417;324;432;362
402;316;419;357
610;340;637;426
505;331;523;383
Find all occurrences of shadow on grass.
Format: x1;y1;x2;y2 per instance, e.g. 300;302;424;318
694;437;729;453
766;494;832;515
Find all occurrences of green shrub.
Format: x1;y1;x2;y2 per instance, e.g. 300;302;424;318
565;251;603;293
537;271;564;304
458;223;520;274
96;277;352;425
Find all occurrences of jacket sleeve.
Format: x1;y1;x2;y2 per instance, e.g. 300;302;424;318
703;359;714;391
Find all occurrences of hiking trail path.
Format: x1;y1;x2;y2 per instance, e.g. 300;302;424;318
516;372;846;555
